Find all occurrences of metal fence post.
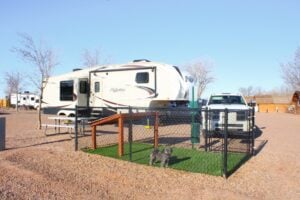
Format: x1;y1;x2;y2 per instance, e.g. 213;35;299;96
75;106;78;151
223;108;228;178
204;107;208;151
154;111;159;148
191;108;195;149
247;109;251;154
128;107;133;161
191;108;200;148
251;107;255;155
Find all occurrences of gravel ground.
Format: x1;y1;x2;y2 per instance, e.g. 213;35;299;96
0;109;299;200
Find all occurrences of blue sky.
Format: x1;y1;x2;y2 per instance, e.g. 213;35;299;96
0;0;300;98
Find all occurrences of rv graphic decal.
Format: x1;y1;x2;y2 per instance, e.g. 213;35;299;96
94;96;128;107
110;88;126;93
135;86;156;96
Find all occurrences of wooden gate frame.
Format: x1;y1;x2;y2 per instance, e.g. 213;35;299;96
90;112;159;156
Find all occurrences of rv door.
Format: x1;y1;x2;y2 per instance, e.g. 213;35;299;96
77;78;88;107
89;78;103;107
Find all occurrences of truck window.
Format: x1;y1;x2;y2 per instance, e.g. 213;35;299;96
208;95;246;105
60;80;74;101
135;72;149;83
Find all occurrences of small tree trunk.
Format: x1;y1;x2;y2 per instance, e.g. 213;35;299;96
38;91;43;130
16;93;19;112
38;107;42;129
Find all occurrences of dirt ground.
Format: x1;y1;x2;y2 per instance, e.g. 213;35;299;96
0;109;299;200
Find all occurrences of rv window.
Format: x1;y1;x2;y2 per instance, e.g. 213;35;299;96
136;72;149;83
60;80;74;101
95;82;100;93
79;81;88;94
23;97;26;100
31;97;35;101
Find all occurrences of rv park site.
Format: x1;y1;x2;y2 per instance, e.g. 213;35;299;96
1;2;300;199
0;109;299;199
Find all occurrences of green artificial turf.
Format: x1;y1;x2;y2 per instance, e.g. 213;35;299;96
84;142;248;176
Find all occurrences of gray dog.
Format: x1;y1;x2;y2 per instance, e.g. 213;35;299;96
149;146;172;167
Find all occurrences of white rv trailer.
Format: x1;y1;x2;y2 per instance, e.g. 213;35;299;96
10;92;40;109
42;67;91;116
42;60;193;116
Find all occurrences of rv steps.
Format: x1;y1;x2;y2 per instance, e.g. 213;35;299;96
90;108;103;118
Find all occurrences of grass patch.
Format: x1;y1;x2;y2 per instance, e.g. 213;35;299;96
84;142;248;176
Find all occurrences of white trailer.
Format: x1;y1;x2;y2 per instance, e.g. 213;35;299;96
42;60;194;116
10;92;40;109
42;68;90;116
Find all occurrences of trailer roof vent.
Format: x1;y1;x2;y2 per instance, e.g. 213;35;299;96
73;68;82;72
132;59;151;63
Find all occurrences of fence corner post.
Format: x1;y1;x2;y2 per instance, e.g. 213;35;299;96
118;115;124;157
128;107;133;161
92;125;97;149
75;105;78;151
223;108;228;178
251;107;255;155
204;107;208;152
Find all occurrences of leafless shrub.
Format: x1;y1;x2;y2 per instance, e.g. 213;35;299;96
184;59;214;98
13;33;58;128
82;48;112;68
281;47;300;90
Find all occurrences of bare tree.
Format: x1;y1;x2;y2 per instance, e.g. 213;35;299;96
254;87;264;96
4;71;23;111
281;47;300;90
184;60;214;98
268;86;293;96
239;86;265;97
13;33;58;129
82;48;112;68
239;86;254;97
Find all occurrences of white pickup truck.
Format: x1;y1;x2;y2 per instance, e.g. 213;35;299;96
202;93;253;135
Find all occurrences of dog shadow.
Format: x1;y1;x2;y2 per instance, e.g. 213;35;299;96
169;156;191;166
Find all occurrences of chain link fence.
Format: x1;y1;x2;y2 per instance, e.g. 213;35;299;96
74;106;255;177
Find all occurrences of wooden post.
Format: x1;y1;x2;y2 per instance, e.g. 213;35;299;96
154;112;159;148
92;125;96;149
118;115;124;157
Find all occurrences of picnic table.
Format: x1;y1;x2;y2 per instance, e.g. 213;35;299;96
42;116;94;135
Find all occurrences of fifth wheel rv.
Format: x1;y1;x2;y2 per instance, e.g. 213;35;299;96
10;92;40;109
42;60;194;116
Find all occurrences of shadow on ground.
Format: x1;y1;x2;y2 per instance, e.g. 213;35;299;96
5;138;72;151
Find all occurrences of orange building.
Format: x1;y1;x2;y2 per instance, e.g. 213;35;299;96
0;99;9;108
291;91;300;114
246;92;300;113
